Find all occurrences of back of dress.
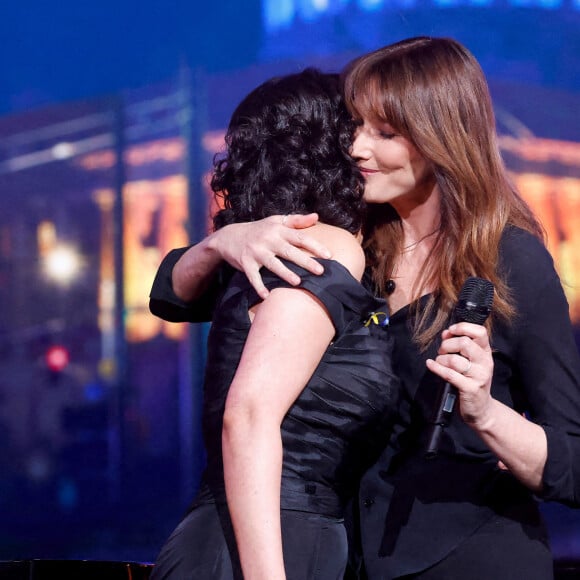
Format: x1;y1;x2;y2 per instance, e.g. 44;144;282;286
200;259;400;515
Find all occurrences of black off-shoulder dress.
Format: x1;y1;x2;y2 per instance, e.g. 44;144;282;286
150;259;400;580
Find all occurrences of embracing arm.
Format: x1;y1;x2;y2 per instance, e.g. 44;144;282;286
149;245;223;323
149;214;329;321
149;215;329;322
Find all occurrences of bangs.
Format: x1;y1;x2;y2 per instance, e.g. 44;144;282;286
343;58;409;136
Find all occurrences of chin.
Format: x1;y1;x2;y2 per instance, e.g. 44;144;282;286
363;192;390;204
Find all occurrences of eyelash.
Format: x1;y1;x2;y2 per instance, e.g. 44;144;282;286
379;131;396;139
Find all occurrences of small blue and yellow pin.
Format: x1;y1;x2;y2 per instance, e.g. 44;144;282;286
364;311;389;327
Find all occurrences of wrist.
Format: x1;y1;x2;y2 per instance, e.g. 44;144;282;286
205;228;224;259
467;397;500;434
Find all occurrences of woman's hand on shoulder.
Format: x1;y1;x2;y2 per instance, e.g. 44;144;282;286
425;322;495;428
211;213;332;299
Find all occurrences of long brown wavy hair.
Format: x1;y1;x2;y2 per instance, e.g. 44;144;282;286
342;36;545;349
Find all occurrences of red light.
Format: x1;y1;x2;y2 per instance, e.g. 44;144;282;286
45;345;70;373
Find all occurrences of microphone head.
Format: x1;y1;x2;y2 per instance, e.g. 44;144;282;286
454;277;494;325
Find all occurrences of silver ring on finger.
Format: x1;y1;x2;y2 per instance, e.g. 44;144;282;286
282;215;289;226
460;357;472;376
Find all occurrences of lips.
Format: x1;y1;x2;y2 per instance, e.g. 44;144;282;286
359;167;380;174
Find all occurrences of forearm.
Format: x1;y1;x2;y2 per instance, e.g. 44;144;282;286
427;323;548;492
223;412;286;580
171;230;224;302
172;214;330;301
471;398;547;492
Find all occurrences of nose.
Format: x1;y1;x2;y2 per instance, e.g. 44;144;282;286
351;127;370;161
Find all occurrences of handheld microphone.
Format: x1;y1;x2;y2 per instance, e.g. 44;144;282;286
425;277;494;457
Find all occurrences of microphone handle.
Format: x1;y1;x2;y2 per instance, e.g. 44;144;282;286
425;380;457;457
424;276;494;458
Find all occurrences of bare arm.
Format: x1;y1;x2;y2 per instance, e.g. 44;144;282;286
426;323;547;492
172;214;331;302
222;225;363;579
222;287;335;579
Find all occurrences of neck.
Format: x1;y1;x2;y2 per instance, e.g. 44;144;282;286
392;184;440;235
400;188;440;239
401;227;440;252
389;176;438;217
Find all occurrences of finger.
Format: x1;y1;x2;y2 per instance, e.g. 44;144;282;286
289;230;332;260
282;250;325;275
426;357;461;384
281;241;327;272
455;354;472;376
447;322;489;344
438;335;473;358
426;355;472;382
246;268;270;300
446;353;472;376
263;255;302;287
264;214;286;224
283;213;319;229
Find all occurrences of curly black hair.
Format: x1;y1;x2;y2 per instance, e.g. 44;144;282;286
211;68;364;234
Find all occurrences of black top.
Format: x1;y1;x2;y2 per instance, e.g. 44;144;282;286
357;226;580;578
152;259;400;517
149;226;580;575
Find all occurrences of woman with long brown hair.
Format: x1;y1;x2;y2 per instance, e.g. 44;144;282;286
150;37;580;579
336;37;579;580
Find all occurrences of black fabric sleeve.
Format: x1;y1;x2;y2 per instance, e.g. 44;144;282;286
148;247;230;323
253;260;360;337
521;275;580;506
507;235;580;506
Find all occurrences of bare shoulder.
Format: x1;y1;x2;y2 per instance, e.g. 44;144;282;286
308;224;365;282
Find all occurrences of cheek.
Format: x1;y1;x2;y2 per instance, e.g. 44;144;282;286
379;142;413;170
408;149;431;177
374;143;397;167
362;178;387;202
415;161;433;182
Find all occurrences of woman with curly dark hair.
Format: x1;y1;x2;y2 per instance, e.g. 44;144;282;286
150;69;399;579
210;69;364;234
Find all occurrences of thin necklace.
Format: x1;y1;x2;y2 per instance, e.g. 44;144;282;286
386;228;440;295
401;228;440;253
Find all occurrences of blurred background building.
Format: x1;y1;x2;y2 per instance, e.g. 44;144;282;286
0;0;579;564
